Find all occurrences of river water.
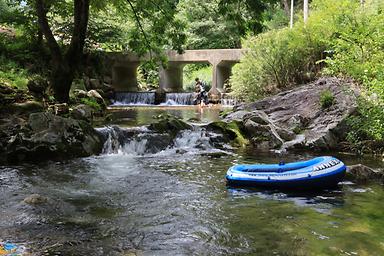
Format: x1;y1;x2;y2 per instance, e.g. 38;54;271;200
1;106;383;255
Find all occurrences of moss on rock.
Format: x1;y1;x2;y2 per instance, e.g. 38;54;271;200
148;114;192;137
206;120;248;147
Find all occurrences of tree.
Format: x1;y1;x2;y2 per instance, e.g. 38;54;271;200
34;0;89;103
177;0;242;49
218;0;279;36
303;0;308;23
28;0;185;102
290;0;294;28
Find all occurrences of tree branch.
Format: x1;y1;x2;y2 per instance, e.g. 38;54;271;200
35;0;62;62
66;0;90;64
125;0;153;58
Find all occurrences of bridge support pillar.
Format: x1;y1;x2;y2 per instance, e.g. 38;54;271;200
159;62;184;92
209;61;235;102
112;62;140;92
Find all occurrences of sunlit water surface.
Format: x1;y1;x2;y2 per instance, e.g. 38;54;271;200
1;106;383;255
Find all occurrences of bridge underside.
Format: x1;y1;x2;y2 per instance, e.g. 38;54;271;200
106;49;245;97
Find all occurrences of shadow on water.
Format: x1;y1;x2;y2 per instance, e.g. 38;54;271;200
0;106;383;255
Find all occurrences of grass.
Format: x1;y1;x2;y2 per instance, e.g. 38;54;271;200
0;57;29;90
319;89;335;109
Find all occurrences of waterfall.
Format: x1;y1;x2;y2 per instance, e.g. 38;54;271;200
221;93;239;106
112;92;156;105
162;93;195;105
96;125;228;156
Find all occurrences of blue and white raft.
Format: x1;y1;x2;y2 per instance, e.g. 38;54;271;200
226;156;346;189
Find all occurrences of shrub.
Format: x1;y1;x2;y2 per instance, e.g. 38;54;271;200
231;26;327;101
346;98;384;145
322;1;384;143
0;56;28;89
230;0;364;102
319;89;334;109
81;98;101;111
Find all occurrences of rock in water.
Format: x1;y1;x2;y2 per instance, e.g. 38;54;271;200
23;194;48;205
346;164;384;183
148;114;192;137
4;112;103;163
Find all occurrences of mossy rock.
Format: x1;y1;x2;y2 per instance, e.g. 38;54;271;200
206;120;248;147
148;114;192;136
7;100;44;115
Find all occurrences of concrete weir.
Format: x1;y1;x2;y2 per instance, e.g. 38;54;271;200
105;49;245;99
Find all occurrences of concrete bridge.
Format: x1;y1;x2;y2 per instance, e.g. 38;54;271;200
106;49;245;98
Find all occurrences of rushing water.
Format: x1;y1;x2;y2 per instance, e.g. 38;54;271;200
113;92;156;106
0;107;383;255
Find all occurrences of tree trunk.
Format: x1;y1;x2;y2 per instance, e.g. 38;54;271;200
290;0;294;28
303;0;309;24
51;62;73;103
281;0;290;16
35;0;89;103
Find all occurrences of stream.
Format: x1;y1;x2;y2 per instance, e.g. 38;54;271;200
1;106;384;255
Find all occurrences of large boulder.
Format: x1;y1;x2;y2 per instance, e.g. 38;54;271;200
71;104;94;122
3;112;103;163
346;164;384;183
206;120;248;147
7;101;44;115
27;77;48;95
227;77;359;151
148;114;192;136
243;119;283;150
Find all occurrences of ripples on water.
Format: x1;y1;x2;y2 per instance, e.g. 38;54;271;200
1;107;384;255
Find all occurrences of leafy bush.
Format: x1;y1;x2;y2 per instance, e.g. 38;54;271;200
230;0;365;102
81;98;101;111
347;98;384;144
231;26;326;101
322;1;384;143
319;89;334;109
0;56;28;89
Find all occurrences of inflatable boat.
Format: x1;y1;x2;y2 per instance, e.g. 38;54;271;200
226;156;346;189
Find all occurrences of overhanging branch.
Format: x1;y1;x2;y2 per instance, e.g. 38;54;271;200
126;0;153;59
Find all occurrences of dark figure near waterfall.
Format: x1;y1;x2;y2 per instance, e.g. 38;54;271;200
193;78;209;106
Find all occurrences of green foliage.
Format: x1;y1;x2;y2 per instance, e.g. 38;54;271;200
321;0;384;144
262;3;289;31
218;0;279;35
183;64;212;92
319;89;334;109
324;0;384;101
176;0;241;49
231;25;325;101
346;98;384;143
231;0;382;102
81;98;101;111
0;56;28;89
137;62;160;90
